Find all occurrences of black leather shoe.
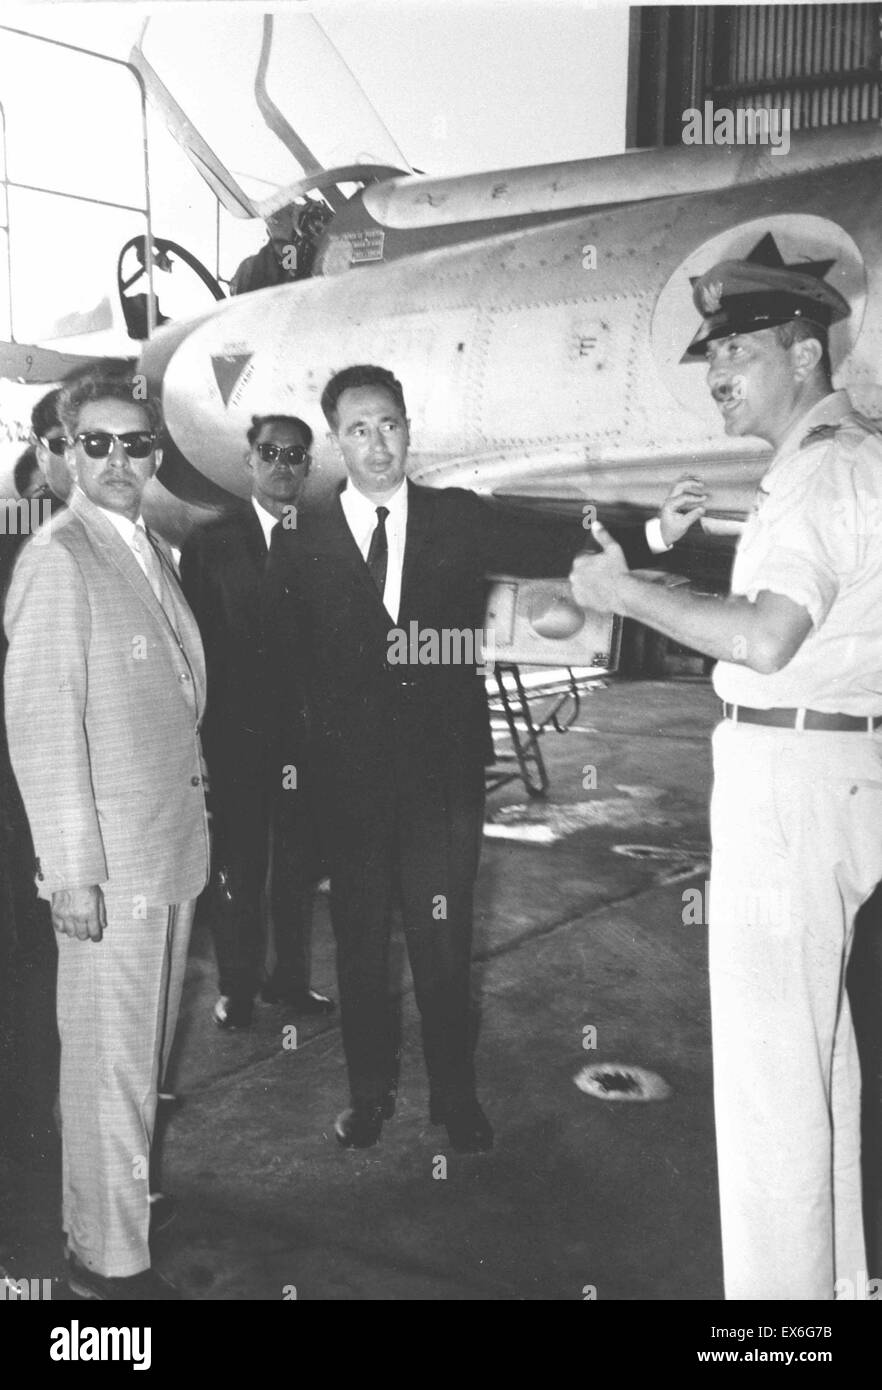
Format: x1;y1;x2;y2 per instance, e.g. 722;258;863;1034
439;1099;494;1153
66;1251;181;1301
334;1104;384;1148
213;995;253;1029
260;985;335;1015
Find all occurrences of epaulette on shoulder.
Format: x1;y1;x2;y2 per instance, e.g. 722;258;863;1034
799;413;882;452
799;422;840;448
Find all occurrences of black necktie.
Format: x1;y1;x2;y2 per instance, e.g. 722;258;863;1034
366;506;389;596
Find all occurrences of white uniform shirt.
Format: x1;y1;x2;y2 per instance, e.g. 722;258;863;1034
713;390;882;714
339;480;408;623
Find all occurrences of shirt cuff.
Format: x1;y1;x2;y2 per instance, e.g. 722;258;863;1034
644;517;671;554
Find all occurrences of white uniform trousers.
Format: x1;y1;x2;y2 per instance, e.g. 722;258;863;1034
55;888;195;1277
709;720;882;1300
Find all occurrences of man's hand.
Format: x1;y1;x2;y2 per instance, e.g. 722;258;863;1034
570;521;629;613
659;474;708;547
51;885;106;942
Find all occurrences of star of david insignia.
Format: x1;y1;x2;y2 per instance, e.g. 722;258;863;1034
680;232;837;363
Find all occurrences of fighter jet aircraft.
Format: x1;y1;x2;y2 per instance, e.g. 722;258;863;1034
3;11;881;602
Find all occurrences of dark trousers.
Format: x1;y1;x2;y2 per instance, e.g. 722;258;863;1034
0;757;59;1163
324;758;484;1110
210;770;318;1002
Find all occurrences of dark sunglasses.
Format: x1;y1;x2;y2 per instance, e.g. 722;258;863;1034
254;441;310;466
39;435;67;457
73;430;158;460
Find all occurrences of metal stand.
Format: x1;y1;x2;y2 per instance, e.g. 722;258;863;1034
486;664;602;798
486;663;548;798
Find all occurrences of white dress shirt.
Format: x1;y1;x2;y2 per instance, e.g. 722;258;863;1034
339;480;408;623
95;503;157;586
251;495;280;550
96;503;141;551
644;516;670;554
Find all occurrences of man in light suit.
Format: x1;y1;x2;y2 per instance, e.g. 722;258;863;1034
4;367;209;1300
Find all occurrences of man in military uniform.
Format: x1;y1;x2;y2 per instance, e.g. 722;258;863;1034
569;254;882;1300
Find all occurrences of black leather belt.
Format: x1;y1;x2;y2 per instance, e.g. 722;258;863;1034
722;702;882;732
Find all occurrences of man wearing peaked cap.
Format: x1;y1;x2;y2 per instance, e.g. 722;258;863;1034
570;244;882;1300
685;255;851;356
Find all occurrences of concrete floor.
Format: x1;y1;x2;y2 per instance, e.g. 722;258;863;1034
2;677;880;1300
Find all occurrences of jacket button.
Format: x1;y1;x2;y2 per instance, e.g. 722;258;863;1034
191;775;201;786
179;672;190;682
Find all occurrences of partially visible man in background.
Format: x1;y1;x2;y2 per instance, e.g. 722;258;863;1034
0;387;71;1166
29;386;72;505
181;414;334;1030
4;366;209;1298
230;200;332;294
11;446;46;502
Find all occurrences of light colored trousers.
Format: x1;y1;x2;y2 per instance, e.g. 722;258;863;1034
55;889;195;1277
709;720;882;1301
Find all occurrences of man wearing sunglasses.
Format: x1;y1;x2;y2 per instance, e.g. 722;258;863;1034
3;366;209;1300
180;414;334;1031
30;386;72;505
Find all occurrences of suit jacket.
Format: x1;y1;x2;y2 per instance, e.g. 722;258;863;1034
266;482;652;824
3;487;210;903
179;501;277;799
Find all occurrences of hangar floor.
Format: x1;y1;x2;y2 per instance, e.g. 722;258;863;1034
2;677;880;1301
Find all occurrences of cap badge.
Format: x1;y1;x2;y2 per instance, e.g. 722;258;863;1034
699;280;724;315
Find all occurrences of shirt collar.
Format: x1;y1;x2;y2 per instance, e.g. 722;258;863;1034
94;504;144;546
341;478;407;525
250;495;279;548
770;389;853;471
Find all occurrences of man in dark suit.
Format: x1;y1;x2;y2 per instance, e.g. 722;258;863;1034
180;415;334;1029
1;390;69;1164
266;364;689;1153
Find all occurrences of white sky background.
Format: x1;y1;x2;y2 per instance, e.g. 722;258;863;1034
0;0;632;487
317;0;630;174
5;0;630;175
